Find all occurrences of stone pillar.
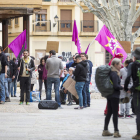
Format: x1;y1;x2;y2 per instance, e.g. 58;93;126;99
23;15;30;53
2;20;8;53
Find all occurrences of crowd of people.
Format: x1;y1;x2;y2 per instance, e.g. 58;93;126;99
0;45;140;139
102;47;140;139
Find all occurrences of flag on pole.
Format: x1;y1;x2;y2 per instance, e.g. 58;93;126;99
72;20;82;54
95;25;127;62
8;30;27;58
85;44;90;54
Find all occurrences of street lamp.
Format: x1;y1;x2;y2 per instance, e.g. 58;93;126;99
53;15;59;27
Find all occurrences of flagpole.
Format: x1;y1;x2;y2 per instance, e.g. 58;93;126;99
3;46;8;52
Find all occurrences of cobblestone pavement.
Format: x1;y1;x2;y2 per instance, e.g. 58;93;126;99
0;92;136;140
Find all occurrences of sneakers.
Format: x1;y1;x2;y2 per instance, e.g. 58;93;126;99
125;115;134;119
102;130;113;136
19;102;23;105
26;102;30;105
114;131;121;138
74;106;83;110
5;97;10;102
0;101;5;104
132;134;140;139
118;114;124;119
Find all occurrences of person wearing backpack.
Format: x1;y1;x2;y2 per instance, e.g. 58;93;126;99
102;58;123;138
124;48;140;139
119;59;134;119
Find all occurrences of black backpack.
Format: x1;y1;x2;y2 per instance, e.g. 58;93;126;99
38;100;59;110
95;65;114;98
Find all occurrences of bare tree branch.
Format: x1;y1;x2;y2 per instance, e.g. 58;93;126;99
132;6;140;24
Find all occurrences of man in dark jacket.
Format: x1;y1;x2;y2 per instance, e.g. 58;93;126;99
74;55;87;109
4;53;16;102
124;47;140;139
0;46;8;104
18;50;35;105
81;53;93;107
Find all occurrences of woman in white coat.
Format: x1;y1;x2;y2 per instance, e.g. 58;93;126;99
119;59;133;119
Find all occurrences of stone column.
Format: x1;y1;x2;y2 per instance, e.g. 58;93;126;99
23;15;30;53
2;20;8;53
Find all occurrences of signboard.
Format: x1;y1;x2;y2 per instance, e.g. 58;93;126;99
63;77;79;99
119;41;131;53
46;41;59;53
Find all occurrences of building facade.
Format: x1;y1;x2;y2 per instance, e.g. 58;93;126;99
6;0;140;66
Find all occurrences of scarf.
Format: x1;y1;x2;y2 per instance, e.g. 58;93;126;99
110;65;120;76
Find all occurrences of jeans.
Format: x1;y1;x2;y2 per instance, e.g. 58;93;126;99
11;78;17;96
20;77;31;102
82;81;90;107
104;98;119;131
0;73;5;102
120;99;131;115
75;82;85;107
4;78;12;98
46;77;61;107
133;91;140;134
39;79;47;100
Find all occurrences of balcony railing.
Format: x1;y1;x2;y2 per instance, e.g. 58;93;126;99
106;0;140;3
32;20;51;32
58;20;73;32
132;21;140;32
58;0;72;2
81;20;99;32
42;0;51;2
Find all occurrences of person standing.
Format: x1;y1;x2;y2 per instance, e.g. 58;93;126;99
102;58;123;138
38;57;48;100
30;56;37;91
11;57;18;97
124;48;140;139
0;46;8;104
4;53;16;102
18;50;35;105
73;55;87;110
45;50;63;107
119;59;133;119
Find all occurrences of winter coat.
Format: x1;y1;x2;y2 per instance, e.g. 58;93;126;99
73;61;87;82
31;70;37;84
120;67;133;99
18;56;35;78
42;64;47;80
88;60;93;83
107;71;123;99
38;64;44;80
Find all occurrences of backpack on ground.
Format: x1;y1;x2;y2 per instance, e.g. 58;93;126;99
95;65;114;98
38;100;59;110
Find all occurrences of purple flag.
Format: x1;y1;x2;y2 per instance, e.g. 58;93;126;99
85;44;90;54
72;20;82;53
95;25;127;62
8;30;27;58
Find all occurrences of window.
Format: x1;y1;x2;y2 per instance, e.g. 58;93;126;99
60;10;72;32
105;50;113;65
35;10;47;32
15;18;18;25
8;19;11;26
83;13;94;32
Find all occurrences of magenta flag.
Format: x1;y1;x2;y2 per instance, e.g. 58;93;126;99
85;44;90;54
8;30;27;58
72;20;82;53
95;25;127;62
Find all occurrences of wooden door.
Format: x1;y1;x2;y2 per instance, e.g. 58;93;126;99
133;15;140;32
83;13;94;32
60;10;72;32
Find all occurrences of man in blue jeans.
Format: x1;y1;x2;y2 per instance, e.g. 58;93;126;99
46;50;63;108
74;55;87;110
0;46;8;104
81;53;93;107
